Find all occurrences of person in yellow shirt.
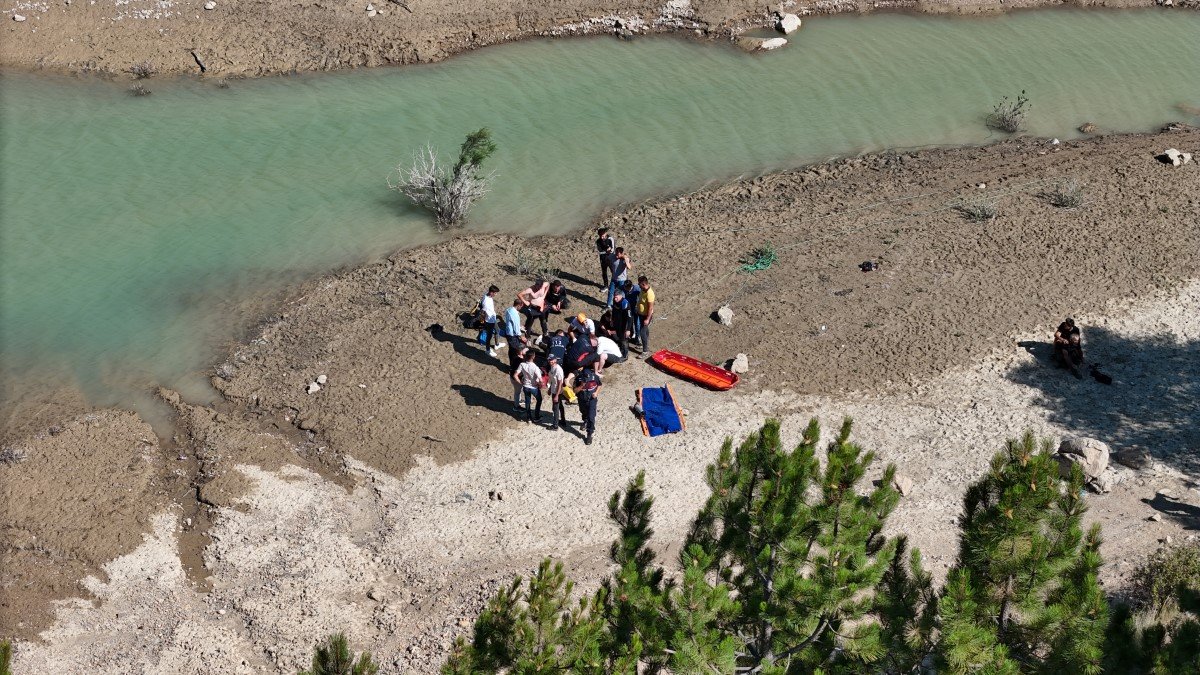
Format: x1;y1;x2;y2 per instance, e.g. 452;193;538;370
636;275;655;356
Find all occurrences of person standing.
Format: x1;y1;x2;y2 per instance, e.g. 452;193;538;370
595;227;616;288
606;247;632;308
622;279;642;347
480;285;500;357
636;275;655;356
574;365;602;445
503;299;526;378
546;354;566;430
513;350;544;422
610;290;632;357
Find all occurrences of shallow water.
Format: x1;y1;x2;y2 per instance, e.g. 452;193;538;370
1;9;1199;411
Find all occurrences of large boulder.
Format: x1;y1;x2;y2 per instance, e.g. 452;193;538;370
736;36;788;52
776;13;802;34
729;353;749;374
1055;437;1110;483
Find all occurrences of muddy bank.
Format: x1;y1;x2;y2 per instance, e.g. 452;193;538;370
0;0;1181;78
213;127;1200;478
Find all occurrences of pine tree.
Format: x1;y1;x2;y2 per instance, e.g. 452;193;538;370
1104;580;1200;674
442;559;606;674
873;536;938;673
685;418;902;672
0;639;12;675
298;633;379;675
935;431;1107;674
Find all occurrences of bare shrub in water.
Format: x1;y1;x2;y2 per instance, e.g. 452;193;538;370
129;84;153;97
955;196;998;222
129;61;156;80
1044;177;1085;209
514;248;559;280
986;90;1031;133
389;128;497;229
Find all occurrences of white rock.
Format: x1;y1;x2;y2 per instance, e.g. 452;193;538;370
306;382;321;394
777;13;802;34
203;1;215;9
892;473;914;496
736;36;788;52
1055;436;1110;482
1183;152;1193;165
1050;138;1060;145
730;353;749;374
316;374;328;385
13;13;26;20
1162;148;1183;167
367;8;376;16
716;305;734;326
365;2;373;9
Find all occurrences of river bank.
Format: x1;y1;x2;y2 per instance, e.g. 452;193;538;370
3;127;1198;665
0;0;1187;78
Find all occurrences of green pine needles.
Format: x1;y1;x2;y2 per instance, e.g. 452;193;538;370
441;422;1200;674
1;639;12;675
298;633;378;675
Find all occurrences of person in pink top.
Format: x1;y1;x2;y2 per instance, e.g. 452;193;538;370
518;279;550;336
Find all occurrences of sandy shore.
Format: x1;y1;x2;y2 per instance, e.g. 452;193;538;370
3;127;1199;668
0;0;1179;78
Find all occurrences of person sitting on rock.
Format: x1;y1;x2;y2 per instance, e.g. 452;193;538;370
1054;317;1084;376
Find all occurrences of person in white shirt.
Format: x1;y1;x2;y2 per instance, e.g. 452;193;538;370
595;335;626;367
480;284;499;356
546;354;567;430
512;350;544;423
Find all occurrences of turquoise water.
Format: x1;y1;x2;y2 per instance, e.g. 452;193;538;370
2;9;1199;410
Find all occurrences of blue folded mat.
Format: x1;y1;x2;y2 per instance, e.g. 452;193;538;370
641;386;683;437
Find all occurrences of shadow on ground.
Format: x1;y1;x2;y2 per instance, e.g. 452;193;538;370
1008;326;1199;477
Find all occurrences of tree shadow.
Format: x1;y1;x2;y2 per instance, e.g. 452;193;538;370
1008;326;1200;476
428;325;507;372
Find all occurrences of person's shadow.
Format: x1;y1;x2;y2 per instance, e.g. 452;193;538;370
429;324;508;372
1008;327;1200;476
451;384;516;416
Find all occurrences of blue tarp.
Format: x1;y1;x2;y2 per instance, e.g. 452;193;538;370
641;386;683;437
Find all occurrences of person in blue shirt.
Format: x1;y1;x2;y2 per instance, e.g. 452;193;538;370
502;299;526;377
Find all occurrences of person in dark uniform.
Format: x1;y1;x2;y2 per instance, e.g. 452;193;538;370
595;227;615;287
573;365;603;445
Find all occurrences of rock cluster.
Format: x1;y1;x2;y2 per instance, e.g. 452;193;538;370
1159;148;1193;167
1054;436;1109;484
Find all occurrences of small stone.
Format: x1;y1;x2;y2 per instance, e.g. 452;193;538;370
1149;513;1162;522
892;474;914;496
306;382;321;394
1078;122;1097;134
729;353;749;374
1164;535;1175;545
367;8;376;16
202;1;215;8
367;588;383;602
217;609;226;615
1049;138;1060;145
316;374;327;385
976;183;986;189
13;13;26;20
716;305;734;326
1113;447;1152;471
736;36;787;52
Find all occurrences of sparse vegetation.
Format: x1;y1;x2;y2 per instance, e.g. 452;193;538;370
1133;542;1200;618
129;84;152;97
1045;177;1086;208
986;90;1031;133
128;61;156;79
1;639;11;675
955;196;999;222
513;248;559;280
0;446;27;465
299;633;378;675
390;128;497;229
739;242;777;273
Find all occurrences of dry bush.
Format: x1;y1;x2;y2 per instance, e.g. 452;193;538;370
129;61;156;80
129;84;153;97
986;90;1031;133
514;248;559;280
1045;178;1085;208
955;196;999;222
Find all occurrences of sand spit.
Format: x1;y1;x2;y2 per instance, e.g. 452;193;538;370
11;278;1200;673
0;0;1181;78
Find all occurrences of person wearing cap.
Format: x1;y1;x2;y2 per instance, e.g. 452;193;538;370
1054;317;1084;377
546;353;567;430
568;312;595;340
574;365;603;445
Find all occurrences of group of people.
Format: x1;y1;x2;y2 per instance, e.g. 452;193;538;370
471;227;657;445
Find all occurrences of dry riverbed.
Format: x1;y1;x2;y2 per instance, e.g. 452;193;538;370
2;127;1199;672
